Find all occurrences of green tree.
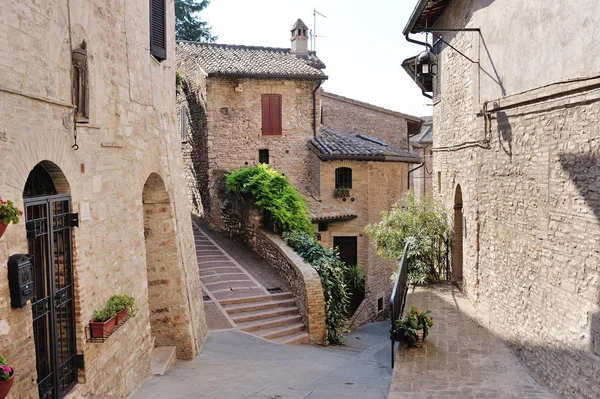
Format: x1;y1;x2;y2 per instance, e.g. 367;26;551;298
365;191;451;284
175;0;218;42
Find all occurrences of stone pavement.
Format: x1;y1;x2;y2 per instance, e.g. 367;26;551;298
388;284;556;399
131;322;392;399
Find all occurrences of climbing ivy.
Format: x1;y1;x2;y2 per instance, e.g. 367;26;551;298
283;231;349;345
226;164;313;235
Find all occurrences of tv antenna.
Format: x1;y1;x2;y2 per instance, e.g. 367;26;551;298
311;8;326;52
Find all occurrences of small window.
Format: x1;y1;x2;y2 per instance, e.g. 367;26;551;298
335;167;352;189
377;297;384;313
318;222;328;232
437;171;442;193
150;0;166;61
262;94;282;135
180;106;188;143
259;149;269;164
72;43;89;123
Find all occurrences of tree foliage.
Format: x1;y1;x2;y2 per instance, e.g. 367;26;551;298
283;231;349;345
226;164;313;235
365;191;451;284
175;0;218;42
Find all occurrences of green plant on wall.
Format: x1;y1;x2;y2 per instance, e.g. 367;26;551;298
333;187;350;199
226;164;313;235
365;190;451;284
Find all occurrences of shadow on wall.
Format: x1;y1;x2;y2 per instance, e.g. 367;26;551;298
496;111;512;159
182;80;210;216
473;0;497;12
559;154;600;223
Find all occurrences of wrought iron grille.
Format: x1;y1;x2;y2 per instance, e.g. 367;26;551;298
335;167;352;189
390;243;409;368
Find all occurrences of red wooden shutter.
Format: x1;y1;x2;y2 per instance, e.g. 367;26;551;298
150;0;166;61
270;95;282;135
262;95;271;135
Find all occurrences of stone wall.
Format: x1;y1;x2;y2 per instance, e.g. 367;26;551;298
430;0;600;397
316;157;408;322
321;91;417;150
0;1;207;398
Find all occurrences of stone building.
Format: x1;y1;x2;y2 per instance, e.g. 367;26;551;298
0;1;207;398
403;1;600;398
307;126;421;321
408;116;433;199
176;19;327;225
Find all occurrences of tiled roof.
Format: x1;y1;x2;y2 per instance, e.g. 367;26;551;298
403;0;453;34
410;116;433;145
291;19;309;30
321;91;422;122
310;126;422;163
302;194;357;223
177;41;327;79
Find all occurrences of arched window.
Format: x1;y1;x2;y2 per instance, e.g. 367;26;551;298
335;167;352;189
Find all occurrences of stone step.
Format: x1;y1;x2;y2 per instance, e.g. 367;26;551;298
258;323;306;340
223;298;296;314
273;331;310;345
151;346;177;376
237;314;303;332
204;280;259;290
230;306;299;323
219;292;293;306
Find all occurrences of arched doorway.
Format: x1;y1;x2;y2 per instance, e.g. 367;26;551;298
23;161;77;399
142;173;193;359
453;185;463;281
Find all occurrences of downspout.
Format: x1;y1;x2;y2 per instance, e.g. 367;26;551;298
313;79;324;138
407;162;424;190
405;32;434;100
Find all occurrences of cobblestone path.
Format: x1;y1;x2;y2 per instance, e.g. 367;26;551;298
388;284;556;399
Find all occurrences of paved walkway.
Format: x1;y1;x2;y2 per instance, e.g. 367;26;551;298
132;322;393;399
388;284;556;399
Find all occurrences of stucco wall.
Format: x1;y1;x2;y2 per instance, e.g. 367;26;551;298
0;1;207;398
430;0;600;397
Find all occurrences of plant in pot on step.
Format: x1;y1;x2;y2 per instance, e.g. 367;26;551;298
0;354;15;399
107;294;137;324
393;306;434;348
90;307;117;339
0;197;22;240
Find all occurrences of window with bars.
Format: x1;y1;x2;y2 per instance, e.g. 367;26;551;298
261;94;282;135
150;0;166;61
335;167;352;189
180;105;188;143
259;149;269;164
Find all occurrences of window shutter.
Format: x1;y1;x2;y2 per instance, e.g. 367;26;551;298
271;95;282;134
262;95;271;135
150;0;166;61
180;106;188;143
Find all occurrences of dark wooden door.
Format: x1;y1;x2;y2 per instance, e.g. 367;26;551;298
333;236;358;266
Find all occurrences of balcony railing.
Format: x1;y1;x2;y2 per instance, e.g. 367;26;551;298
390;243;409;368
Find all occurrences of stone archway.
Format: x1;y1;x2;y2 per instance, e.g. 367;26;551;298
142;173;194;359
453;185;463;281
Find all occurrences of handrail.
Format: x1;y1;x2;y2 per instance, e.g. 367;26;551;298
390;243;409;368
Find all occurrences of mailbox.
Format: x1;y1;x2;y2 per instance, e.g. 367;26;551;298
8;254;34;308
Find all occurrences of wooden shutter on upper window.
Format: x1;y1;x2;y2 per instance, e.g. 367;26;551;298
262;94;282;135
262;95;271;135
150;0;166;61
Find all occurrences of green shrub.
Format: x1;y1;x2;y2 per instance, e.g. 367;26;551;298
283;231;349;345
366;190;451;284
392;306;434;346
226;164;313;235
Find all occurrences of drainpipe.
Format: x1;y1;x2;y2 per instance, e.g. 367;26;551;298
313;80;324;138
407;162;424;190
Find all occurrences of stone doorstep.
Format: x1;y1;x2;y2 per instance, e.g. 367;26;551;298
222;297;297;314
258;322;306;340
150;346;177;376
237;314;303;332
229;306;299;323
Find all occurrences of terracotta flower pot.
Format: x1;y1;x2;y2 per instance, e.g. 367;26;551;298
0;373;15;399
116;308;128;324
0;223;7;240
90;316;117;338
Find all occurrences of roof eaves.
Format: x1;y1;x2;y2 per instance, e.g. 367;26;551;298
176;43;209;77
403;0;432;35
208;72;328;80
312;214;357;223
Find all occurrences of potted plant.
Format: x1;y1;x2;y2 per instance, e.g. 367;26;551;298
0;197;22;240
89;308;117;338
0;354;15;399
393;306;434;348
107;295;136;324
333;187;350;199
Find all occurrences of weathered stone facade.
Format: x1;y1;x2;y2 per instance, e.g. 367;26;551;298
0;1;207;398
312;157;409;321
405;0;600;397
321;91;421;150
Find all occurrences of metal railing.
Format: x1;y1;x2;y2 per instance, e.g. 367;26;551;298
390;243;409;368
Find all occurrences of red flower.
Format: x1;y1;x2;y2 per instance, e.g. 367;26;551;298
19;210;23;216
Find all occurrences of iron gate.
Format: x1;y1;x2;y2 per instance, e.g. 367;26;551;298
25;194;77;399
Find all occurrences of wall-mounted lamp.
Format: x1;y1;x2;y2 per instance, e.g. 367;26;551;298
416;49;437;79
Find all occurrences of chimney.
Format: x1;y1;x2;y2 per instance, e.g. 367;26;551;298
290;18;309;58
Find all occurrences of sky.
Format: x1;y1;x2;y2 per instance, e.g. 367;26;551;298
202;0;431;117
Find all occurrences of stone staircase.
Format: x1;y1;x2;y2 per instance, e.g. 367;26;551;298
220;292;309;344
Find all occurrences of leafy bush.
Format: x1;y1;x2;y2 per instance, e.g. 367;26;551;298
283;231;349;345
392;306;434;346
366;190;450;284
226;165;313;235
0;197;22;225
